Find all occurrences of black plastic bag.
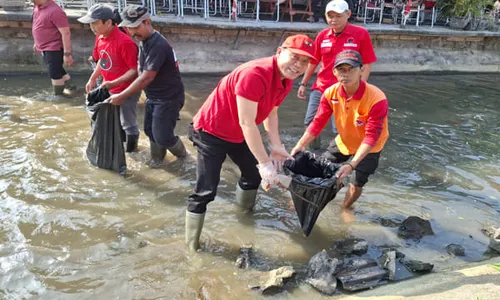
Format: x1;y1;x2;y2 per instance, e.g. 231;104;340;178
85;87;126;175
283;151;342;236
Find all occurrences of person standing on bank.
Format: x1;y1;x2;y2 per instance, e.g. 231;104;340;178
297;0;376;150
292;50;389;210
108;5;187;166
78;4;141;152
32;0;75;96
185;35;316;252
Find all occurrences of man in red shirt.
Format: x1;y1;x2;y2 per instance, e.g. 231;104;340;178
78;4;140;152
297;0;376;150
184;35;316;252
292;50;389;210
32;0;74;96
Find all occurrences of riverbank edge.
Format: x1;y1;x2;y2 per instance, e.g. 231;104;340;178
1;9;500;73
337;256;500;299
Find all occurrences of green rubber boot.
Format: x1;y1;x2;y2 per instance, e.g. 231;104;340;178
185;211;205;252
235;184;258;212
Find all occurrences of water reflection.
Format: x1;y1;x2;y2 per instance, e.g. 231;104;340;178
0;73;499;298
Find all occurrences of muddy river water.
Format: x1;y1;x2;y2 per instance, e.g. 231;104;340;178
0;73;499;299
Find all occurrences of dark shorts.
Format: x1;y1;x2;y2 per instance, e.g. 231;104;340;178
42;50;67;80
322;143;381;188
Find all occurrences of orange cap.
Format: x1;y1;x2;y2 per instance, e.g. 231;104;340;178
281;34;316;60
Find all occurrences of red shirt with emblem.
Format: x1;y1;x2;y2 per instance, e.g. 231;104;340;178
93;26;138;94
312;24;377;93
193;56;292;143
32;0;70;51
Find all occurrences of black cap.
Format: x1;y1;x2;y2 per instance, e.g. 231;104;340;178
334;50;363;68
119;5;149;28
77;4;115;24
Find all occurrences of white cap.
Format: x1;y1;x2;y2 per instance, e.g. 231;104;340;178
325;0;349;13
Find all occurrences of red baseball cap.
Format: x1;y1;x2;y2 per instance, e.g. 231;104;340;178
281;34;316;61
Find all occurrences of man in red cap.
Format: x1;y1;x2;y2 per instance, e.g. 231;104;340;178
185;34;316;252
292;50;389;210
297;0;376;150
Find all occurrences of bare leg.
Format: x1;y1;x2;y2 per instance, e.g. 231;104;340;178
51;78;66;86
343;183;362;209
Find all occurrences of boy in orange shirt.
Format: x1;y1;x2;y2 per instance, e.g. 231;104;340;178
292;50;389;209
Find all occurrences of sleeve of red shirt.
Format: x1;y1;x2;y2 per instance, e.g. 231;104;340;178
234;68;266;102
121;40;138;70
360;30;377;65
92;37;99;61
362;99;388;146
50;8;70;29
306;94;333;137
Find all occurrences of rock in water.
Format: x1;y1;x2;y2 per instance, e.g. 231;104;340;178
336;258;388;291
235;245;252;269
248;266;295;294
488;228;500;253
398;216;434;239
305;250;342;295
332;238;369;256
445;244;465;256
402;259;434;273
379;251;396;280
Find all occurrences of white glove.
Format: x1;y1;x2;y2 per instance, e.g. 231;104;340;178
270;144;291;172
257;161;278;191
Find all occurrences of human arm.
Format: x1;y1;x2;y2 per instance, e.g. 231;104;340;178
291;94;333;155
57;27;73;67
263;106;291;171
335;100;388;179
361;63;372;82
102;42;139;90
107;70;156;105
297;63;319;100
86;62;102;93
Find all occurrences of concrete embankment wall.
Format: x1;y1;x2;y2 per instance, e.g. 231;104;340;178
1;11;500;74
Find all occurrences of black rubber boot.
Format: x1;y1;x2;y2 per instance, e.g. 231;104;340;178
53;85;65;96
149;142;166;168
126;134;139;152
167;138;187;158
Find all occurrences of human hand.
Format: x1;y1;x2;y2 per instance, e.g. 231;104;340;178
270;144;291;172
297;86;307;100
63;54;73;67
335;163;354;180
106;94;126;106
100;81;115;90
33;44;38;53
85;79;96;93
290;144;305;156
257;161;278;191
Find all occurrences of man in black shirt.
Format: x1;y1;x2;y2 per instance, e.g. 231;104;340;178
108;5;187;167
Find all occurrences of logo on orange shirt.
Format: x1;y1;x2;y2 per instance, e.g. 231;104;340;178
355;119;366;126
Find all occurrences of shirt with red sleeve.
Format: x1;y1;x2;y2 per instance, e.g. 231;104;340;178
94;26;138;94
312;24;377;93
193;56;292;143
308;81;389;155
32;0;70;51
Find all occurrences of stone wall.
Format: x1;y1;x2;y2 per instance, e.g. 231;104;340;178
1;17;500;74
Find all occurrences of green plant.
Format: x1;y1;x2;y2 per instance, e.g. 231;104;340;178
437;0;491;18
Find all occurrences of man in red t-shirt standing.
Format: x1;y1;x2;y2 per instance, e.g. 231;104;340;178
32;0;75;96
185;35;316;252
297;0;376;150
78;4;141;152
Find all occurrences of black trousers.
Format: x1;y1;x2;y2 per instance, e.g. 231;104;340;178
42;50;67;80
187;123;261;214
144;97;184;148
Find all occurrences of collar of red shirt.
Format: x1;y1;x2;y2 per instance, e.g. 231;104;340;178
99;26;120;41
339;80;366;100
326;23;353;38
38;0;55;10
